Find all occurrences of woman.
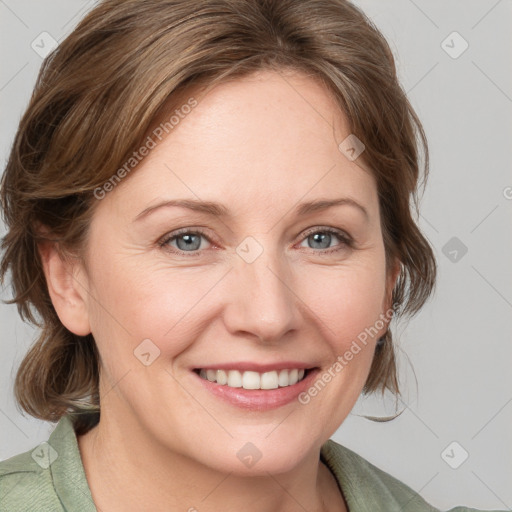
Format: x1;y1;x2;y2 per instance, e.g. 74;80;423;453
0;0;503;510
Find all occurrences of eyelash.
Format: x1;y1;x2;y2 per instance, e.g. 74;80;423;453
157;226;354;257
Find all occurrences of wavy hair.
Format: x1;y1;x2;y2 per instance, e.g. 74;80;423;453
0;0;436;429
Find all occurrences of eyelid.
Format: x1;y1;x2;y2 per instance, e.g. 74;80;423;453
299;225;352;242
295;226;354;253
157;227;215;252
158;225;354;255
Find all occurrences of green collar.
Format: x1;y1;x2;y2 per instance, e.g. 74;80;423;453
4;413;436;511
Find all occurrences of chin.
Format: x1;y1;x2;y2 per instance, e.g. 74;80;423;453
187;434;315;477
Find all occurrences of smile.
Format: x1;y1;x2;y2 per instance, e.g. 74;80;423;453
197;368;307;390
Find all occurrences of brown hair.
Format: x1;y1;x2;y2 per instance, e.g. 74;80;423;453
0;0;436;424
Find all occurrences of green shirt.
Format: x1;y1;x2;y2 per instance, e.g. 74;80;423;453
0;415;504;511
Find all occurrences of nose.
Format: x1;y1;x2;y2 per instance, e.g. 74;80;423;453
223;241;300;344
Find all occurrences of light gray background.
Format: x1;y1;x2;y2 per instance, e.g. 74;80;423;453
1;1;511;510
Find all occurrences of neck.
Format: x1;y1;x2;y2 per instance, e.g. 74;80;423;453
77;409;347;512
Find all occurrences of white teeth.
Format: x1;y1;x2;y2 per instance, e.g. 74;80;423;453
227;370;242;388
260;371;279;390
216;369;228;385
198;368;307;389
242;371;260;390
278;369;289;387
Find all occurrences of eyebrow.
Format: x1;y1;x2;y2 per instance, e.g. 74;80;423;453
134;197;369;222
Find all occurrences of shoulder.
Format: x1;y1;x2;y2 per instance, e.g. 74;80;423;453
320;439;506;512
0;414;96;512
0;441;63;511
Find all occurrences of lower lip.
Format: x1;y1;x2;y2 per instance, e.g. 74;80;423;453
193;369;319;411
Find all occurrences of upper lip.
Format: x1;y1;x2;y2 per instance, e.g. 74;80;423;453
193;362;316;372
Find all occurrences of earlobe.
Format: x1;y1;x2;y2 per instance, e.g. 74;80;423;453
39;241;91;336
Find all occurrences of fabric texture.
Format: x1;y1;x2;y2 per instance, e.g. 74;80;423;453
0;414;505;511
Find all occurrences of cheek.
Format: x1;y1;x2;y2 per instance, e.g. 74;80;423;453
302;258;388;349
289;257;389;437
86;234;388;375
86;253;230;360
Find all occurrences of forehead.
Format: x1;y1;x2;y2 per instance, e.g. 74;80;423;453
100;69;379;222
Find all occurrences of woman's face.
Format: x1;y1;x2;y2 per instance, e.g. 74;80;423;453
76;69;397;474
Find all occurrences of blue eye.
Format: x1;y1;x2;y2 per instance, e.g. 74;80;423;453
158;227;352;256
299;228;352;254
159;228;211;255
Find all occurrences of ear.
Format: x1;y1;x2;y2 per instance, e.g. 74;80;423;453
38;241;91;336
383;257;401;313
